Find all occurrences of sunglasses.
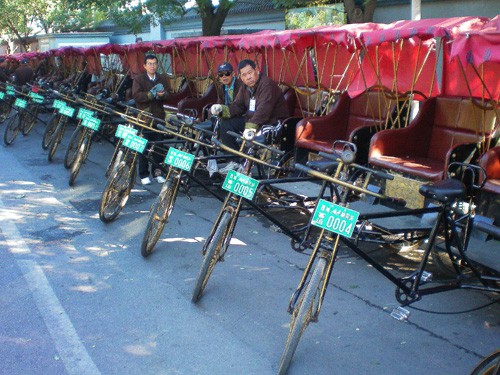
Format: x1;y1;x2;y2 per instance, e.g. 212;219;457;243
218;71;232;77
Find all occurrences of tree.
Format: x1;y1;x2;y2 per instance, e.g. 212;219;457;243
0;0;107;51
274;0;377;24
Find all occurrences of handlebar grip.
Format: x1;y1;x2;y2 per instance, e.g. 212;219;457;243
474;220;500;241
294;163;312;175
156;124;168;132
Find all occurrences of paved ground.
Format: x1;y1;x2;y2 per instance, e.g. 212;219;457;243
0;113;498;375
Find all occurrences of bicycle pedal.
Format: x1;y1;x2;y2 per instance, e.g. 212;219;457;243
390;306;410;321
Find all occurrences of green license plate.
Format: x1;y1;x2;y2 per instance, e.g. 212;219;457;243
222;170;259;200
53;99;66;109
29;92;44;101
0;91;5;100
14;98;27;109
122;133;147;153
164;147;195;172
81;116;101;131
77;108;94;120
6;90;15;96
59;105;75;117
311;199;359;238
115;124;138;139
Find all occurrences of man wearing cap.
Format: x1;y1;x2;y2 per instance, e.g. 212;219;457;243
12;58;34;86
132;53;171;185
211;59;289;150
214;62;242;107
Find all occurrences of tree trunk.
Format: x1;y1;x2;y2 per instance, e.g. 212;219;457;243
344;0;377;23
197;1;231;36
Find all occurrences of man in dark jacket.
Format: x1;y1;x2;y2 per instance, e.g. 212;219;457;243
212;59;289;150
0;58;9;83
214;62;242;106
132;53;171;185
12;58;34;86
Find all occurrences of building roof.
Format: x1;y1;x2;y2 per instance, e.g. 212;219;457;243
182;0;281;20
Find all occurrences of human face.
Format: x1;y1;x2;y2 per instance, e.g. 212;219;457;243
218;70;233;86
239;64;259;88
144;57;158;77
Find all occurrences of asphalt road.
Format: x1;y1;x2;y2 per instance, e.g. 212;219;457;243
0;114;498;375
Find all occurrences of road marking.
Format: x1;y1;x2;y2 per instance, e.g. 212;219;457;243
0;198;101;375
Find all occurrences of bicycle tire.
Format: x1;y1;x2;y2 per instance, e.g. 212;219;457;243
64;126;87;169
141;176;180;257
105;148;124;178
21;105;38;136
47;121;64;162
471;350;500;375
3;113;20;146
192;211;233;303
277;256;327;375
69;136;90;186
42;114;59;150
99;160;134;223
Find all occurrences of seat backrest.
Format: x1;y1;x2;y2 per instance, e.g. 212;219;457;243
279;83;297;117
427;98;497;161
192;77;212;97
293;86;328;118
346;91;395;137
480;146;500;180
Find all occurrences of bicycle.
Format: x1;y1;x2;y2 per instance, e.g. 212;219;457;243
46;95;77;161
99;111;167;223
140;112;217;257
191;128;287;303
277;155;499;374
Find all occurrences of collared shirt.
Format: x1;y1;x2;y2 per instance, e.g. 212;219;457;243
224;77;236;105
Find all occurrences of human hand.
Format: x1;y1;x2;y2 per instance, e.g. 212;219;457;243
211;104;223;116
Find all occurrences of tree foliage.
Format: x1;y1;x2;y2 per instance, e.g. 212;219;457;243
0;0;107;50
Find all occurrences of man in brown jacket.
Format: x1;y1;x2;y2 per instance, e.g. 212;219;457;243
132;53;170;185
211;59;289;150
12;58;34;87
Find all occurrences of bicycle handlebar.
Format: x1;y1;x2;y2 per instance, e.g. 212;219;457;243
317;152;395;181
226;130;285;156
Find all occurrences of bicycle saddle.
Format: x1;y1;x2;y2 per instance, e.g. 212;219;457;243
419;178;466;202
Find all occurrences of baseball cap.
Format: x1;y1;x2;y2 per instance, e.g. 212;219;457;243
21;58;29;64
217;62;233;73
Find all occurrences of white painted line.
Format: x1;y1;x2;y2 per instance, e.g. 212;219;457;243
0;198;100;375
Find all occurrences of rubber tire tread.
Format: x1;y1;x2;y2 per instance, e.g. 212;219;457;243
65;126;86;169
141;177;179;257
470;350;500;375
3;113;20;146
21;105;38;136
42;114;59;150
99;161;134;223
192;211;233;303
69;136;90;186
277;256;327;375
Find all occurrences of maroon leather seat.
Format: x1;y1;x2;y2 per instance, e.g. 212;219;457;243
369;97;497;181
479;146;500;195
177;82;217;120
295;91;396;163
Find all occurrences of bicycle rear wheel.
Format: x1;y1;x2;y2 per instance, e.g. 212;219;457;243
141;175;181;257
69;135;91;186
65;126;87;169
21;105;38;136
192;211;234;303
3;113;20;146
99;160;134;223
42;114;59;150
277;256;327;375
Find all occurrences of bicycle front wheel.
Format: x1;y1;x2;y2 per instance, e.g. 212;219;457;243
21;105;38;136
65;126;87;169
69;135;91;186
192;211;233;303
3;113;20;146
471;350;500;375
277;256;327;375
99;160;134;223
42;114;59;150
141;176;181;257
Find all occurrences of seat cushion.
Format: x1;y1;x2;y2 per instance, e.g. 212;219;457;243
369;155;445;181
